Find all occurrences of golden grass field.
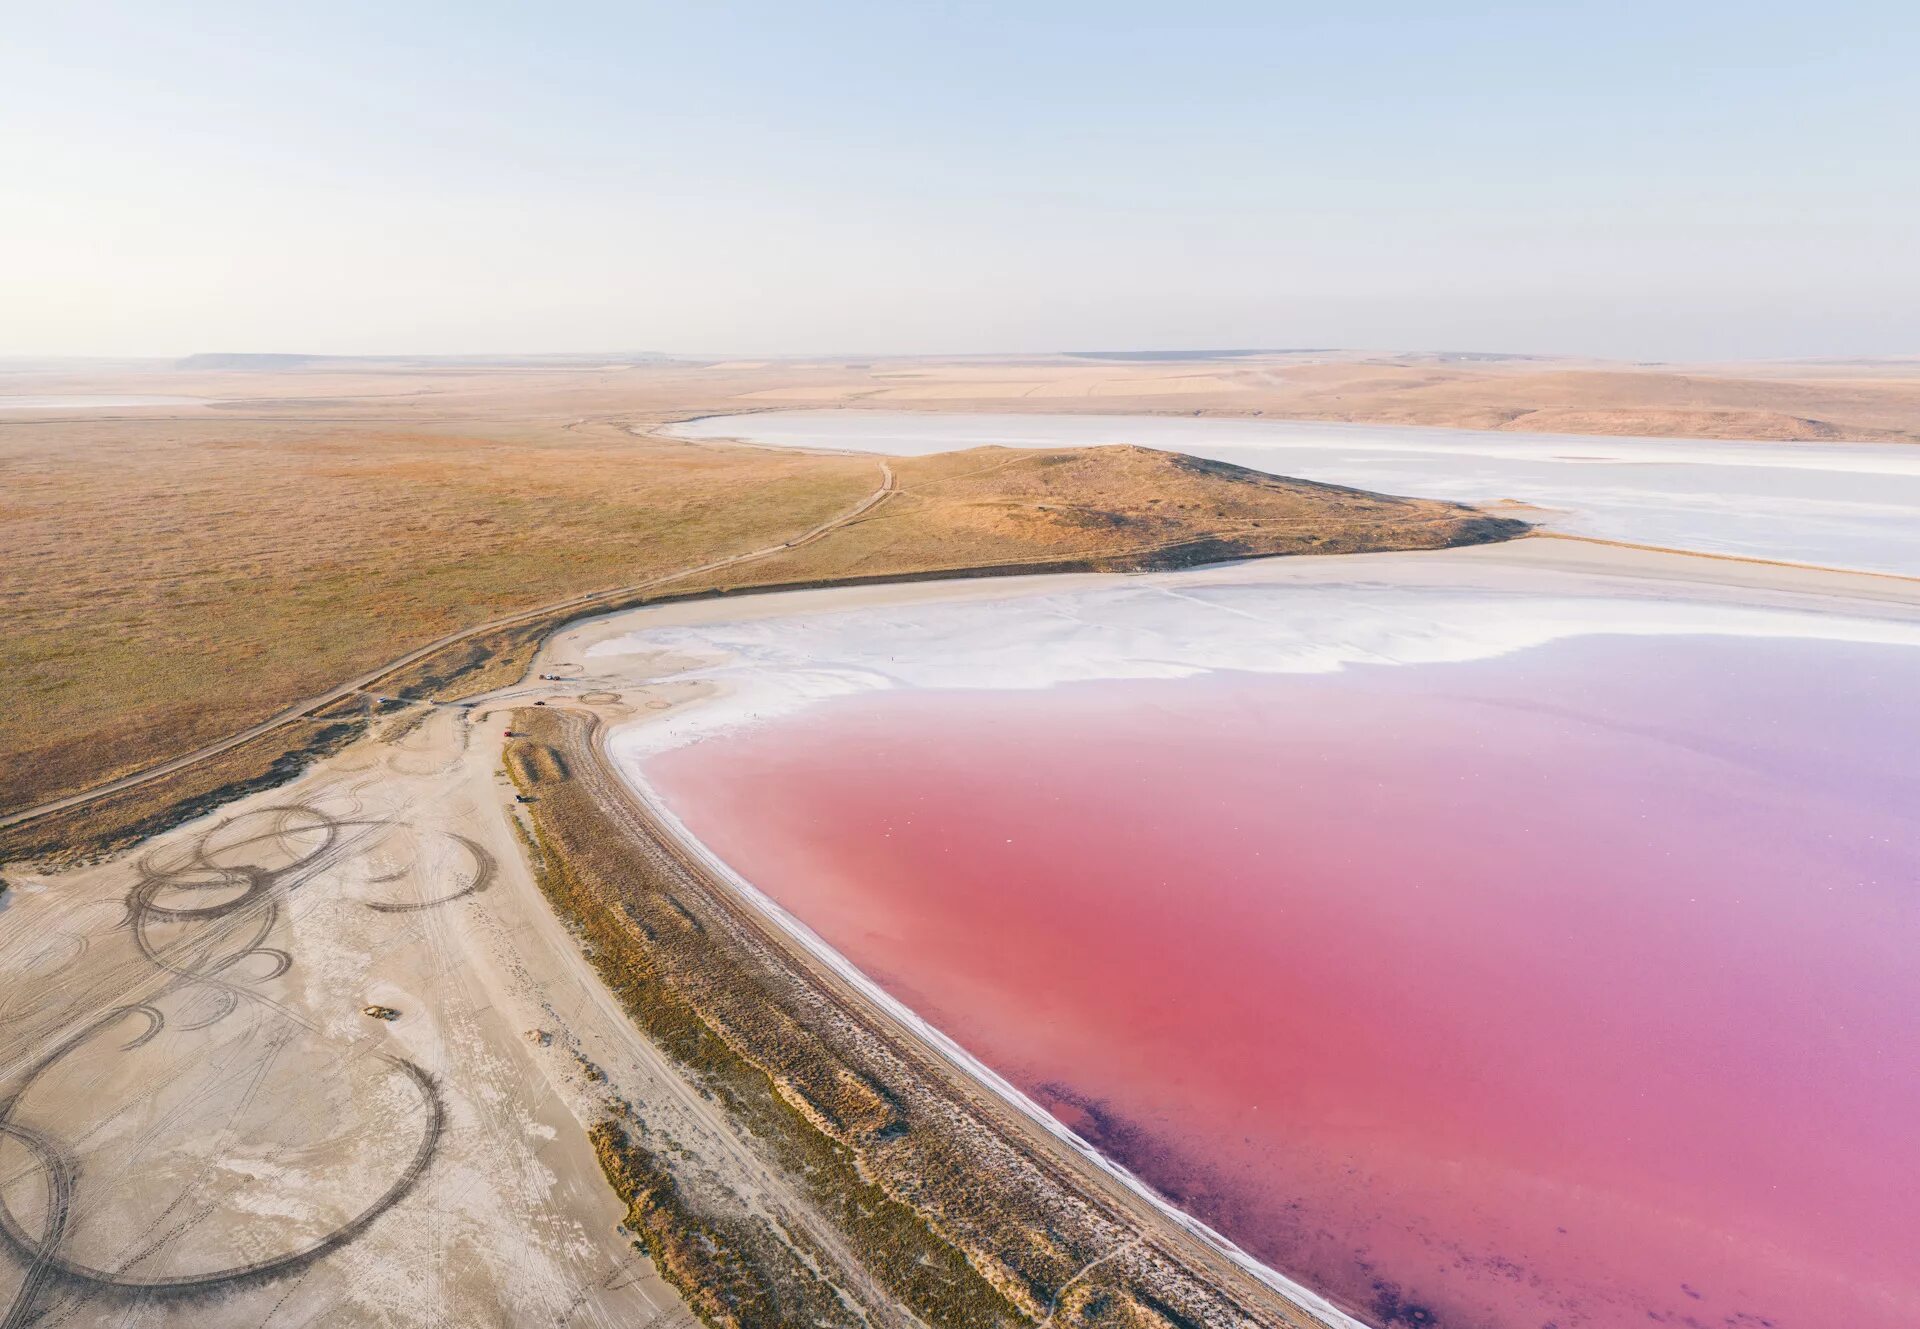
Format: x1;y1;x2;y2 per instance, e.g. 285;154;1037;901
705;354;1920;442
0;417;874;813
17;347;1919;439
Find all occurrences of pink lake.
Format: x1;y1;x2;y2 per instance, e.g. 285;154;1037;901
642;634;1920;1329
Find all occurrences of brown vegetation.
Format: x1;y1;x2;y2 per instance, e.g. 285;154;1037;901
14;342;1904;838
589;1121;802;1329
1198;360;1920;442
18;346;1918;439
751;444;1518;584
0;698;375;864
65;350;1900;440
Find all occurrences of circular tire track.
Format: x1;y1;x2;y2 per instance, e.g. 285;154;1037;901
360;831;494;914
245;948;294;981
116;1006;165;1052
0;804;453;1323
0;1057;443;1304
0;1121;76;1329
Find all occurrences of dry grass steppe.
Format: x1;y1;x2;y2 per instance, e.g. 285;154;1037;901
754;444;1515;583
0;416;874;813
5;354;1914;1328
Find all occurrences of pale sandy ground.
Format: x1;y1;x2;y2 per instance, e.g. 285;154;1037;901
0;705;694;1327
5;536;1916;1329
735;370;1251;402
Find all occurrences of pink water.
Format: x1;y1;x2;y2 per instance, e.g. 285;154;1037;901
643;636;1920;1329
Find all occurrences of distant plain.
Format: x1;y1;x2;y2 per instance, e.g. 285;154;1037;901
8;347;1916;818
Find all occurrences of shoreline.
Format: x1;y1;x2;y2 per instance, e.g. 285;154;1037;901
533;701;1355;1327
515;699;1346;1326
610;748;1370;1329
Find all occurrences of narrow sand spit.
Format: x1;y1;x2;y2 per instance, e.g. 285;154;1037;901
665;409;1920;577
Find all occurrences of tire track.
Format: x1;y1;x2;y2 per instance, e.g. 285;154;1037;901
0;805;468;1323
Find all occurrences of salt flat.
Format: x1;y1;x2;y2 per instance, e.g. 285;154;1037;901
668;410;1920;576
0;395;210;409
585;537;1920;757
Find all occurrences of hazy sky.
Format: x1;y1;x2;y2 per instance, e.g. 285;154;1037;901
4;2;1916;360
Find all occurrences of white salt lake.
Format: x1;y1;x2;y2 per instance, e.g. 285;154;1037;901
665;410;1920;577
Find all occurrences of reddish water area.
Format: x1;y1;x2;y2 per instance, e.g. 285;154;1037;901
642;635;1920;1329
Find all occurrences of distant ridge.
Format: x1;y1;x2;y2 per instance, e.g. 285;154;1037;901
177;353;329;371
175;351;677;371
1401;350;1552;363
1062;348;1327;362
1060;348;1554;364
